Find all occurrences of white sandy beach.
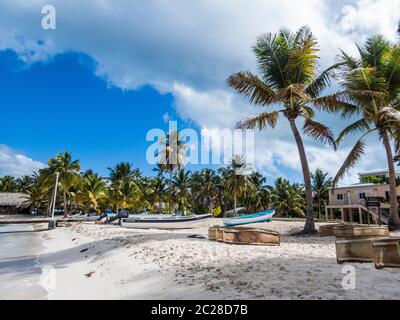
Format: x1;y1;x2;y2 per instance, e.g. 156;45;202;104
16;219;398;300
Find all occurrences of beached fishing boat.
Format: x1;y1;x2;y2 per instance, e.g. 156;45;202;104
122;213;212;229
223;209;275;227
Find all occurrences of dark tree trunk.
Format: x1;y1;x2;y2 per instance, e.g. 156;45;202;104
289;118;318;235
63;186;68;218
381;130;400;230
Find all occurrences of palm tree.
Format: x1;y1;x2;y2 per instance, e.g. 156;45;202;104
157;130;187;213
311;169;332;219
269;178;306;218
76;174;107;213
219;155;253;215
23;180;50;214
172;168;191;215
321;35;400;229
244;172;271;213
108;162;136;214
190;169;221;213
17;175;34;192
227;26;337;235
42;152;81;217
0;176;19;192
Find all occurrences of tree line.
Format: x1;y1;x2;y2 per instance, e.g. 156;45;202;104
0;152;333;220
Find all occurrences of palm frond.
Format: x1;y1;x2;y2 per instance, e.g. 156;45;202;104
303;118;336;150
313;92;359;117
235;111;280;130
226;71;278;105
336;119;370;145
332;138;366;190
306;62;343;98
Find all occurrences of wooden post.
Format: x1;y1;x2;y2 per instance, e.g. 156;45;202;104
359;207;363;225
325;207;329;221
340;208;344;222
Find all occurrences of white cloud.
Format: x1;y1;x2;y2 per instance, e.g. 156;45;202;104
0;0;398;182
0;145;46;177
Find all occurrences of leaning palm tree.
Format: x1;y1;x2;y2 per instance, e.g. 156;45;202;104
320;35;400;229
227;26;337;235
42;152;81;217
311;169;332;219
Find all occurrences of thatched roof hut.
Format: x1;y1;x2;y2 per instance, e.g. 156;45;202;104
0;193;28;214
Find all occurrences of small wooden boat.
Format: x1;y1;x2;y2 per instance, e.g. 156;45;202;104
334;225;389;239
319;223;349;237
372;237;400;269
223;227;280;246
335;238;381;263
223;209;275;227
122;214;212;229
208;226;223;241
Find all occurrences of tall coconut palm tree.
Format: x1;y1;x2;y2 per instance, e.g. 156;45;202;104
108;162;136;214
172;168;191;215
320;35;400;229
42;152;80;217
219;155;253;215
311;169;332;219
269;178;306;218
157;130;187;214
227;26;338;235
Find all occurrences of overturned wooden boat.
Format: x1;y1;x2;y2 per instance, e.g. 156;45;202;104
223;227;280;246
319;223;349;237
372;237;400;269
122;213;212;229
334;225;389;239
336;238;380;263
208;226;280;246
208;226;227;242
223;209;275;227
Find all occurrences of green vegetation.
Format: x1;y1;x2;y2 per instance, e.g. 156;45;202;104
323;35;400;229
3;152;335;219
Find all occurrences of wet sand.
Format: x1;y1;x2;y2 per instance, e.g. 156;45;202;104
0;223;48;300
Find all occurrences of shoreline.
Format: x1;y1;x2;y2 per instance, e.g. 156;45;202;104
0;223;48;300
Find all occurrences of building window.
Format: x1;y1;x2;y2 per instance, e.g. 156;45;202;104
337;194;343;201
359;192;366;200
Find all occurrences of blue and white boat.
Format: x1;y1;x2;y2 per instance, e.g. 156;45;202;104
223;209;275;227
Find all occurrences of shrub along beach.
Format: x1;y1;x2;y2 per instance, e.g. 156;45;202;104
1;26;400;300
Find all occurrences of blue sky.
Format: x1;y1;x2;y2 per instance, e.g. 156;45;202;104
0;0;399;184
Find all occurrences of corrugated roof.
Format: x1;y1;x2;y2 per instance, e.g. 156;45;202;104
0;193;27;207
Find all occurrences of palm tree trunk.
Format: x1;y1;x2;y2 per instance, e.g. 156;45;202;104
381;130;400;229
318;196;321;220
288;118;317;235
169;170;173;214
233;191;237;216
63;186;68;218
